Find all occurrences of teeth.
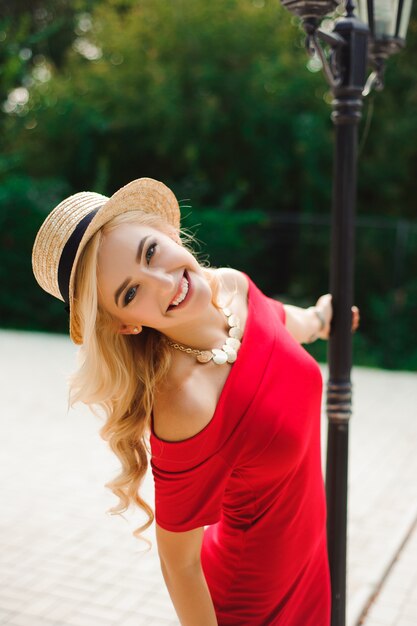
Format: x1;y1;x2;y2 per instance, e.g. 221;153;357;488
170;276;189;306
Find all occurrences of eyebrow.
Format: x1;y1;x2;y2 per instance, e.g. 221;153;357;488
114;278;131;307
136;235;150;263
114;236;150;307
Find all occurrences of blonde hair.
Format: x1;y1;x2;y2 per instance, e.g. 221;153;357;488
69;210;220;541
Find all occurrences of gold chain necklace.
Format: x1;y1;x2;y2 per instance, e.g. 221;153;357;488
167;306;243;365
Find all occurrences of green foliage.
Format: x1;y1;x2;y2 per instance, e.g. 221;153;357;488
357;8;417;221
366;281;417;370
0;175;71;332
4;0;332;210
182;205;268;273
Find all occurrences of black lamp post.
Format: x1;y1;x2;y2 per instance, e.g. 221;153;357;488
277;1;413;626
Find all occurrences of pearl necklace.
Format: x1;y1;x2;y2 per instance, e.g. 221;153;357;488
167;306;243;365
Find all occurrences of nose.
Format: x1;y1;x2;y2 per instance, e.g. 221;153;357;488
144;267;176;294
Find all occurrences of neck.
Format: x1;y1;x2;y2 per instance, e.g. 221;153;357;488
163;300;229;350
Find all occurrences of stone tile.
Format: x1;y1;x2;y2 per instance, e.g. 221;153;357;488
374;587;408;608
64;612;116;626
43;599;77;621
101;590;142;612
399;601;417;620
118;614;145;626
47;583;94;603
22;594;63;618
366;602;401;624
75;602;129;622
5;616;57;626
0;609;17;625
0;596;23;613
136;616;179;626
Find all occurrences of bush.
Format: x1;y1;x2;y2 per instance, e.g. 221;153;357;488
0;175;71;333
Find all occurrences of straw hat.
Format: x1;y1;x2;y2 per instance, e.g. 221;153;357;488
32;177;181;344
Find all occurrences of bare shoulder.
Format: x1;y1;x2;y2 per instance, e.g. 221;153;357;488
213;267;249;301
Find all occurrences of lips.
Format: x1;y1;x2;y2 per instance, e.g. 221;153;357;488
167;271;191;310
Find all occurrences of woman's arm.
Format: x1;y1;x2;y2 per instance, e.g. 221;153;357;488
283;294;359;344
156;523;218;626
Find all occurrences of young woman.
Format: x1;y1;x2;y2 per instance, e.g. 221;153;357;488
32;177;359;626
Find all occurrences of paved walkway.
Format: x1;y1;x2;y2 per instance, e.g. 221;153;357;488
0;329;416;626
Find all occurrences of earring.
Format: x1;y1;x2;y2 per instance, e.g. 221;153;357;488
132;326;140;334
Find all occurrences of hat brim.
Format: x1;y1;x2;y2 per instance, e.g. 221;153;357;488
68;177;180;344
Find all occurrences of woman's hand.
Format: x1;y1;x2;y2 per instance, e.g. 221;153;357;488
314;294;360;340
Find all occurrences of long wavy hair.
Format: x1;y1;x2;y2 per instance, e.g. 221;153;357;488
69;210;220;541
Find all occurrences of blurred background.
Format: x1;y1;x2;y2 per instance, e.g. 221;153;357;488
1;0;416;369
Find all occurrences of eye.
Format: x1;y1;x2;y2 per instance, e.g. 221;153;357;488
146;241;157;264
124;286;137;306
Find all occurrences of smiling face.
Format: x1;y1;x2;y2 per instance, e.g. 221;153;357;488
96;221;213;336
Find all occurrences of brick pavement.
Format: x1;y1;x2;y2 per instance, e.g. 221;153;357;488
0;329;416;626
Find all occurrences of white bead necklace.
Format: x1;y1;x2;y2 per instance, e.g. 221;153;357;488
167;306;243;365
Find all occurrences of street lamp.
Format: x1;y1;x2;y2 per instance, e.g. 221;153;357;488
358;0;414;91
277;1;413;626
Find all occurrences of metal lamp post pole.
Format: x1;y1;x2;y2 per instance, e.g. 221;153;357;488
278;0;412;624
325;5;368;624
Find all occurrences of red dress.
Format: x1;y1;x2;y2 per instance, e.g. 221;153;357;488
150;275;331;626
